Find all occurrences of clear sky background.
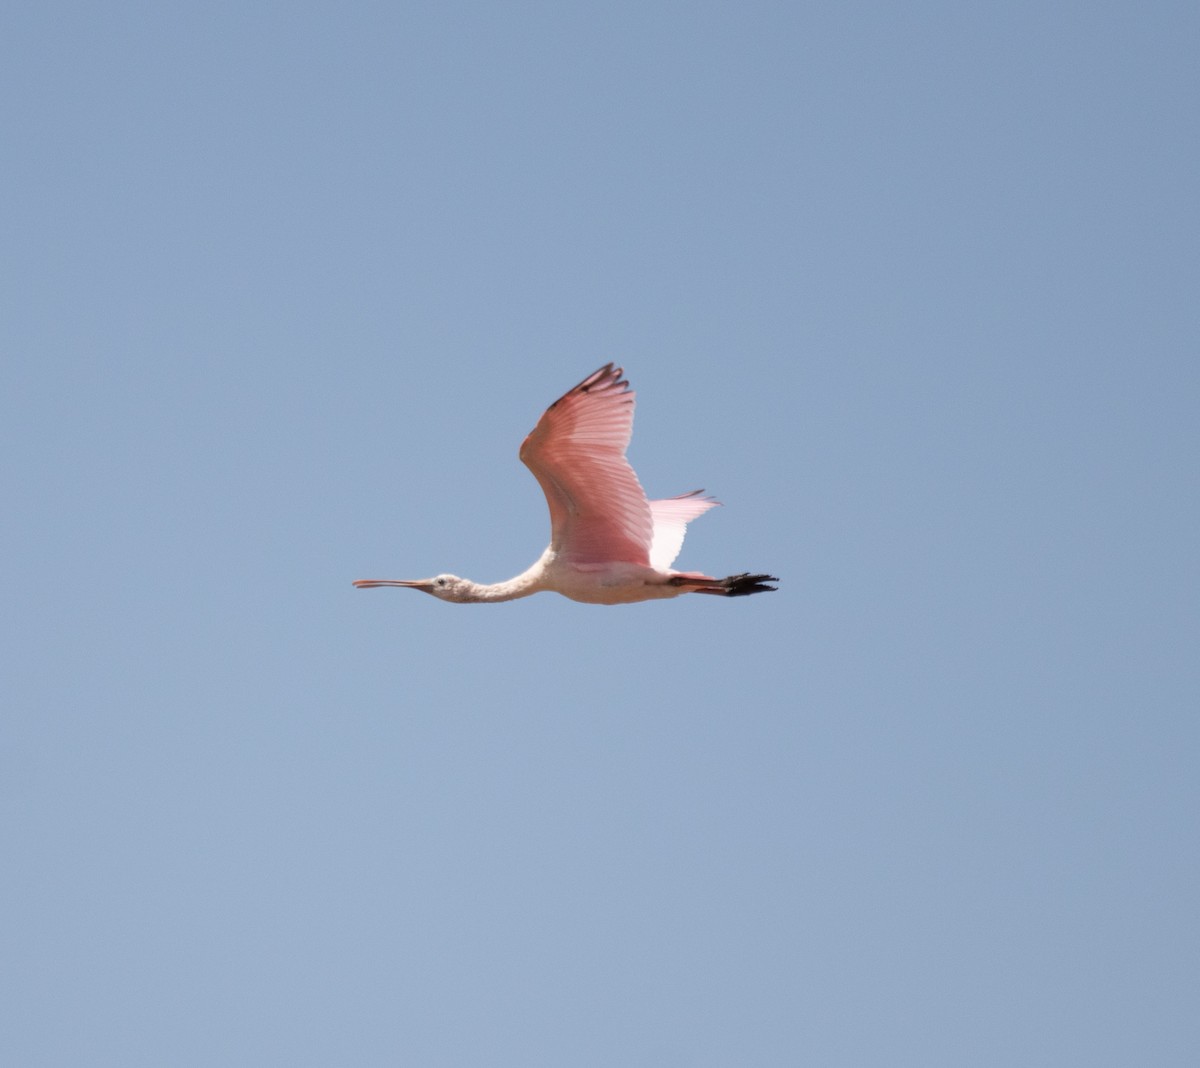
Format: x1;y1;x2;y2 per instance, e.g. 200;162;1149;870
3;2;1197;1065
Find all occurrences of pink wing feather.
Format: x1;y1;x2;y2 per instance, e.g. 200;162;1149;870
519;364;654;566
648;491;720;570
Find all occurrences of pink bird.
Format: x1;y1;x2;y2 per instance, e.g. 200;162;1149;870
353;364;777;605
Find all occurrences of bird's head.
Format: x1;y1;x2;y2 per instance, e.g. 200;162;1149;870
352;574;476;602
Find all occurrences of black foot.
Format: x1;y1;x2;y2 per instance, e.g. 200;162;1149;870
686;572;778;596
721;572;778;596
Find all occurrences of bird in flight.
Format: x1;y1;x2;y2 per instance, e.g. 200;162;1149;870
354;364;777;605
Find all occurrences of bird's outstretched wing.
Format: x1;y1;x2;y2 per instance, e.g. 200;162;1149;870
648;490;720;570
519;364;653;566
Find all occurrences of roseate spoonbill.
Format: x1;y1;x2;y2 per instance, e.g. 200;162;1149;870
353;364;777;605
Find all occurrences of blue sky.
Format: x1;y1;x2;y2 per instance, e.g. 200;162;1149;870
3;2;1197;1064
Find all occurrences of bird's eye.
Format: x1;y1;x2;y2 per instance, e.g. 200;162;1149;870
436;578;447;587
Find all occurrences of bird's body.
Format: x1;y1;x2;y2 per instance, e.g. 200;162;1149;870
354;364;776;605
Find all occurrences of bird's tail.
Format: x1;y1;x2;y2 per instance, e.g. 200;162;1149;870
671;572;779;597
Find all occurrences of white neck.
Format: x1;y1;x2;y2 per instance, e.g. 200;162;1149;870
460;559;548;603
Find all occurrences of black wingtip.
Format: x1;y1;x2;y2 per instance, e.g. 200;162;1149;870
560;363;626;403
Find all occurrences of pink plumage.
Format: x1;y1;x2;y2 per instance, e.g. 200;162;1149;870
519;365;652;566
